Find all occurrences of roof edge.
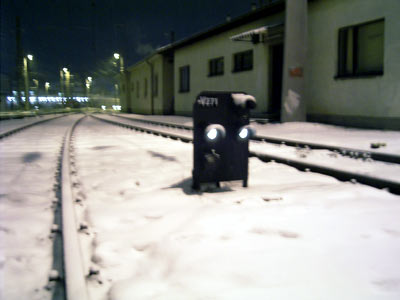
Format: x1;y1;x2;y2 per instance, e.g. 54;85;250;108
157;0;285;53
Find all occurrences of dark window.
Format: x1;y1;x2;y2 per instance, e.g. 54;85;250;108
131;80;134;91
121;84;125;92
338;19;384;78
233;50;253;72
179;65;190;93
209;57;224;76
153;73;158;97
136;81;139;98
144;78;148;98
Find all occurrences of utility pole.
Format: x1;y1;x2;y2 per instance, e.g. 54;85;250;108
15;16;23;108
23;57;30;110
60;70;65;107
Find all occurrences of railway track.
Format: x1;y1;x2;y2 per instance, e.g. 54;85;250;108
58;115;91;300
0;114;91;299
94;113;400;195
1;112;398;299
111;113;400;164
0;114;68;139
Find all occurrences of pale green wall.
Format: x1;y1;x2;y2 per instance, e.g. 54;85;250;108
163;57;174;114
174;13;284;115
149;55;163;114
306;0;400;120
118;74;128;112
128;62;151;114
126;54;174;114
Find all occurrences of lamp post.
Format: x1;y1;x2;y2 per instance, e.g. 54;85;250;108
23;54;33;110
113;53;124;72
45;82;50;96
114;52;128;111
32;79;39;106
63;68;71;105
85;76;92;106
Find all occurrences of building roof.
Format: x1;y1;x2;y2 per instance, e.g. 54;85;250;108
125;0;285;70
157;0;285;54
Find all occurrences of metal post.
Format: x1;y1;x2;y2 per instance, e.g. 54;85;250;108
60;70;65;107
65;70;70;105
23;57;30;110
16;16;23;109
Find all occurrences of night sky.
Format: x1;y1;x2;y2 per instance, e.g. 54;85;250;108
1;0;261;92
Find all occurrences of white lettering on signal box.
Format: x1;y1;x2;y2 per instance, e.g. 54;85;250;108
197;96;218;107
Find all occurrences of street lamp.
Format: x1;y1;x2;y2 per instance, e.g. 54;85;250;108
63;67;71;103
23;54;33;110
113;53;125;111
32;79;39;105
45;82;50;96
113;53;124;72
85;76;92;100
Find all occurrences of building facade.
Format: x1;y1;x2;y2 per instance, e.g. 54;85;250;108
120;0;400;129
306;0;400;129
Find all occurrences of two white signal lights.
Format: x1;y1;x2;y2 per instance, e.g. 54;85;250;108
204;124;255;142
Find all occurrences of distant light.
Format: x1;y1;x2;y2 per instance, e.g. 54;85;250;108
113;53;120;59
239;128;249;139
45;82;50;88
87;76;92;82
27;54;33;61
63;67;68;73
86;83;90;88
112;105;121;111
206;128;218;140
101;105;106;110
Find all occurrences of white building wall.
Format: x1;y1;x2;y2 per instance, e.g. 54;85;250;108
306;0;400;128
174;13;284;115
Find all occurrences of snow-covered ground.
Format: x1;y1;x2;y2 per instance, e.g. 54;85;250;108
74;116;400;300
118;113;400;154
0;114;82;300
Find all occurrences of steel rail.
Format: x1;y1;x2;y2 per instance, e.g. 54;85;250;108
110;113;193;130
92;114;192;143
94;114;400;195
110;113;400;164
251;135;400;164
251;152;400;195
60;115;90;300
0;114;66;139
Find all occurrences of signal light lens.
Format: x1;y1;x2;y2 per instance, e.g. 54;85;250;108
237;125;255;141
205;124;226;143
207;128;218;140
238;128;249;139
